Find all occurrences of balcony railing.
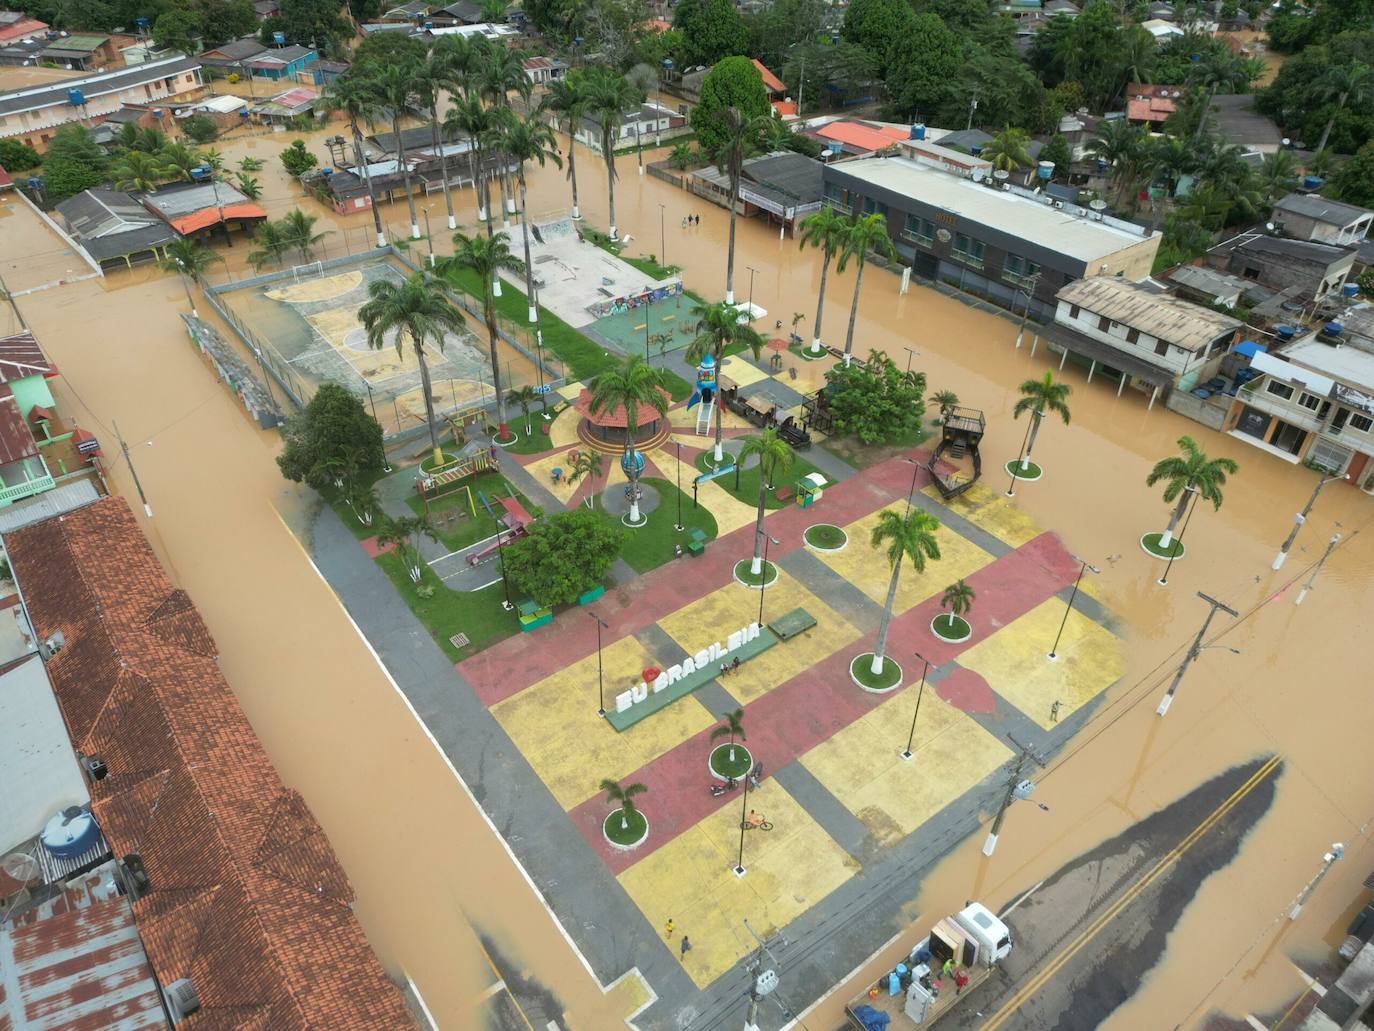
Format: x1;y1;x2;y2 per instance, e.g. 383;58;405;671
1238;388;1326;434
952;250;985;270
0;474;55;505
900;229;934;246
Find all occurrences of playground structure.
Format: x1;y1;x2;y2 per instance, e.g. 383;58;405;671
926;407;986;500
573;385;674;455
466;494;536;566
718;376;812;449
415;447;500;529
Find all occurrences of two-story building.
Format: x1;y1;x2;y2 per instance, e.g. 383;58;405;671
1211;232;1356;304
575;102;682;151
820;138;1161;320
1272;193;1373;247
0;331;75;507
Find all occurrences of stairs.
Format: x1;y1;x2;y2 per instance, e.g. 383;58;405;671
695;397;715;436
946;441;967;460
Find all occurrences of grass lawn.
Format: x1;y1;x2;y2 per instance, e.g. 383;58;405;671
318;468;390;543
375;551;519;661
407;470;541;552
851;653;902;692
500;423;557;455
789;340;829;362
932;613;972;642
804;523;848;550
597;476;716;573
1141;532;1186;559
603;808;649;846
709;742;752;780
1005;459;1043;480
694;451;825;511
733;559;777;587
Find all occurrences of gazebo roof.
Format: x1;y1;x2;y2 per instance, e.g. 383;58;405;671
574;386;673;429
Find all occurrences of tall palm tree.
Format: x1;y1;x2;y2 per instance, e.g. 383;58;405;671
599;778;647;832
358;271;466;465
366;61;423;239
320;71;388;247
981;127;1034;172
415;42;462;232
1258;149;1299;203
440;231;524;441
685;300;765;464
247;220;290;270
837;213;895;365
565;448;605;507
506;383;538;434
586;67;642;240
1086;119;1148;209
280;208;329;261
714;107;771;305
738;428;794;576
111;150;169;193
1187;54;1247;140
1149;134;1197;197
797;205;849;354
445;94;497;232
475;45;533;228
1012;371;1072;472
1145;436;1239;550
540;70;591;221
709;708;746;765
501;115;563;323
158;142;202;182
158;238;222;317
1313;63;1374;156
587;353;670;524
929;389;960;423
377;513;438;583
868;508;941;677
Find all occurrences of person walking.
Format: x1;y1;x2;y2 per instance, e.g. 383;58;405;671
1050;699;1061;723
680;936;692;958
664;918;675;939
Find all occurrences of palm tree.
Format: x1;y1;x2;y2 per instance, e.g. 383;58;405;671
445;94;497;232
345;482;380;527
235;173;261;199
1148;135;1196;196
565;449;605;508
587;353;670;524
1012;371;1071;472
1086;119;1148;209
685;300;765;464
158;238;222;317
599;778;647;832
1145;436;1239;550
929;389;960;423
797;205;849;354
1258;149;1298;203
440;231;524;441
938;579;976;634
1187;54;1248;140
159;141;201;181
247;220;290;270
586;67;642;240
501;115;563;323
506;384;538;434
738;428;794;576
540;70;591;220
668;142;695;170
358;271;466;466
415;42;462;232
709;708;746;765
111;150;169;193
713;107;771;305
837;213;896;365
281;209;329;261
1313;63;1374;156
320;71;388;248
868;508;941;677
981;127;1034;173
366;61;423;239
475;45;532;229
377;513;438;582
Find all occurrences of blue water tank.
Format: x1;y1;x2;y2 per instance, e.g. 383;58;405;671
1323;321;1344;337
910;123;926;140
1276;325;1296;340
1343;282;1359;297
66;88;85;107
970;144;983;156
135;15;149;29
273;31;286;45
1303;175;1323;190
423;20;433;28
27;176;42;190
42;807;100;859
189;164;212;181
1037;160;1054;180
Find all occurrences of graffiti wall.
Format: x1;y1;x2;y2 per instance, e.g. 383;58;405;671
585;280;684;319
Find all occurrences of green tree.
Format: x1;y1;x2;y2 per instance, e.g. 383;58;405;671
276;381;385;490
709;708;746;765
111;150;170;193
939;578;975;631
980;126;1034;172
247;220;290;270
502;115;563;323
344;481;380;527
842;0;917;78
181;114;218;144
886;13;964;119
599;777;647;832
739;427;793;576
668;142;696;169
358;271;466;466
837;212;896;364
440;231;524;441
797;205;849;354
929;389;960;423
752;0;826;70
690;57;769;164
152;8;201;53
585;68;641;241
415;42;462;235
1146;436;1239;549
158;238;222;317
473;44;531;231
280;139;318;177
320;71;387;247
565;449;605;508
1332;140;1374;207
1313;63;1374;155
1257;149;1298;203
783;41;879;117
196;0;258;45
672;0;747;67
268;0;352;53
506;384;539;434
235;173;261;199
444;94;497;231
352;32;427;66
868;508;940;676
540;70;592;221
0;140;41;172
281;208;328;261
685;300;765;463
1086;118;1148;209
1040;135;1073;179
40;125;107;202
588;353;670;525
1012;371;1071;473
823;350;927;444
504;509;628;607
377;514;437;583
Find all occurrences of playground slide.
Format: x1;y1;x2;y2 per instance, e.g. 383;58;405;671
926;439;983;500
466;525;525;565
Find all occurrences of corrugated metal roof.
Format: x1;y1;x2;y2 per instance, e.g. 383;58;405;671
0;479;99;533
1274;193;1373;227
0;57;201;118
1056;277;1241;352
0;332;52;384
0;395;38;465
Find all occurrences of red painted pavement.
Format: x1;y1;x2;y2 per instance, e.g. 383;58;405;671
360;535;396;558
936;667;997;714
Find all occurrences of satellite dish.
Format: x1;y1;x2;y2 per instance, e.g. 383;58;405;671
2;852;40;882
936;228;952;243
1090;199;1107;211
993;169;1009;181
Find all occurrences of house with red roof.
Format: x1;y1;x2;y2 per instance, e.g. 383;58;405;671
751;58;799;123
1125;82;1183;126
0;331;83;508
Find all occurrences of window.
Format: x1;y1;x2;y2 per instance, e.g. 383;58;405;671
1350;413;1373;433
823;183;852;214
1155;341;1168;357
1297;392;1322;411
1003;254;1041;284
862;197;887;218
902;214;934;245
1098;315;1111;332
1265;380;1295;400
1069;304;1080;319
952;233;984;268
1126;328;1140;344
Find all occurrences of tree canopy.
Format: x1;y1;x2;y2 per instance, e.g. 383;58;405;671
672;0;748;68
276;382;385;490
690;57;770;156
40;125;107;202
502;509;627;607
823;351;927;445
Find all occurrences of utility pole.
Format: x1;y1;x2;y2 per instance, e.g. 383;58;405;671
0;271;26;330
1156;592;1238;716
1296;531;1341;605
1274;473;1345;570
983;734;1047;857
741;919;784;1031
113;420;153;519
1290;842;1344;920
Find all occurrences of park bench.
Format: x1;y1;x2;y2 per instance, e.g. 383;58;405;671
768;607;817;641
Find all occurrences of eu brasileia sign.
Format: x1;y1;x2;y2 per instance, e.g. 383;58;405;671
615;622;762;714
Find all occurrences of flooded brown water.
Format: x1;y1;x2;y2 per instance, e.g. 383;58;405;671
9;120;1372;1029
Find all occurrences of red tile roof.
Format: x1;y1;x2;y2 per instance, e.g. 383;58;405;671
4;498;416;1031
0;16;47;42
751;58;785;96
812;120;907;154
167;202;268;236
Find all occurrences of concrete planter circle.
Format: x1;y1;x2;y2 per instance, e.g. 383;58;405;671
603;810;649;851
850;653;903;693
931;614;972;642
804;524;848;552
709;743;753;783
1140;532;1186;560
1005;459;1043;481
733;560;779;590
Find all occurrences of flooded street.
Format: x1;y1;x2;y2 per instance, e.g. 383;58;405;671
8;118;1373;1029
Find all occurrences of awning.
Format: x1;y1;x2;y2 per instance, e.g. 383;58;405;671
167;202;268;235
1041;323;1176;389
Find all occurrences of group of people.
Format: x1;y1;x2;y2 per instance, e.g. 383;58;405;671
718;656;742;677
681;213;702;228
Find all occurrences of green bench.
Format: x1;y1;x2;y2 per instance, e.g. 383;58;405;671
768;607;817;641
687;528;708;557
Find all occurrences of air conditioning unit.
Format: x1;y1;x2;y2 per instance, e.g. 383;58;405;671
122;853;151;897
165;979;200;1022
39;631;65;659
1052;200;1064;208
80;754;108;781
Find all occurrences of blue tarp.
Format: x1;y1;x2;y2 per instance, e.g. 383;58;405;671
1234;340;1267;358
852;1004;891;1030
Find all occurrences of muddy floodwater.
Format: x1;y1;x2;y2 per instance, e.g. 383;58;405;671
8;120;1373;1029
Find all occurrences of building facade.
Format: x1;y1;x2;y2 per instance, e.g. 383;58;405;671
1272;193;1373;247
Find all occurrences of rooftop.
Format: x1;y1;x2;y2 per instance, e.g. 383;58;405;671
0;655;88;851
1168;264;1250;297
1057;277;1241;351
1274;192;1373;227
0;56;201;117
0;330;53;384
199;35;268;62
828;156;1154;262
2;497;417;1030
141;180;266;233
0;391;37;465
810;119;907;154
1284;337;1374;393
1209;93;1282;150
1227;233;1355;266
751;58;785;95
38;33;108;54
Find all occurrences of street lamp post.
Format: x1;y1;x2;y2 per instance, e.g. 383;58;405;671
588;612;609;717
746;264;758;318
757;535;780;628
900;456;922;514
903;346;920;375
734;768;752;876
1296;531;1341;605
495;518;512;609
1290;842;1344;920
1048;557;1100;661
1005;416;1034;498
424;207;435;267
1156;592;1239;716
983;735;1048;857
1158;487;1198;586
674;439;684;531
659;202;666;268
900;651;931;760
1274;472;1347;570
363;382;391;471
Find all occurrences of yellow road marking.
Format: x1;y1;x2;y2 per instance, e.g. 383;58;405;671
982;754;1282;1031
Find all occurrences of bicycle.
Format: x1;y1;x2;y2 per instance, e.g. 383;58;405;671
740;818;774;831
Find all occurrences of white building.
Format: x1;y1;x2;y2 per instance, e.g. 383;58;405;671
574;102;682;150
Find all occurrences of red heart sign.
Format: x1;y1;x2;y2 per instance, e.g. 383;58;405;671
642;666;662;684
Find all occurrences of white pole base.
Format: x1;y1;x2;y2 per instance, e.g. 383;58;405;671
810;338;822;352
1156;693;1173;717
572;207;582;220
478;208;488;222
870;655;884;676
713;443;724;462
900;750;914;761
610;226;618;240
492;279;502;297
447;214;457;230
733;865;747;879
376;232;387;247
528;305;537;322
1296;588;1310;606
725;289;734;305
750;556;763;575
411;224;420;239
982;831;998;857
506;198;516;214
1272;551;1288;571
1158;531;1174;550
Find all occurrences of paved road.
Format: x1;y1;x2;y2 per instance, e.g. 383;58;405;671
843;756;1283;1031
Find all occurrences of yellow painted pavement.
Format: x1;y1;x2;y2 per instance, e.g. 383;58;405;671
801;690;1012;846
957;597;1123;729
555;380;584;400
720;354;769;388
492;636;715;809
548;404;583;447
925;482;1042;548
524;450;581;506
646;445;756;536
657;573;862;705
618;779;854;987
817;510;994;615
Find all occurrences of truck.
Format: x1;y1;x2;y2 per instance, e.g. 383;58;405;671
844;902;1012;1029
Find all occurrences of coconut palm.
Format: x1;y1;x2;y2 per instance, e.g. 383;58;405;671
1148;134;1197;197
111;150;170;193
475;44;532;228
1145;435;1239;550
377;513;438;583
319;70;388;247
586;67;642;240
1012;371;1071;473
415;41;463;232
981;127;1034;172
440;231;524;441
281;208;329;261
938;579;976;634
599;778;648;832
501;115;563;323
868;508;941;677
1313;63;1374;156
358;271;466;466
738;428;794;576
506;383;539;434
929;389;961;423
540;70;591;220
797;205;849;354
1187;54;1249;140
685;300;766;464
445;94;498;233
709;708;746;765
713;107;772;305
247;220;290;270
668;142;695;170
158;141;201;181
365;61;423;239
837;213;896;365
565;448;605;508
587;353;670;524
1257;149;1299;203
158;238;222;317
1086;118;1148;209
